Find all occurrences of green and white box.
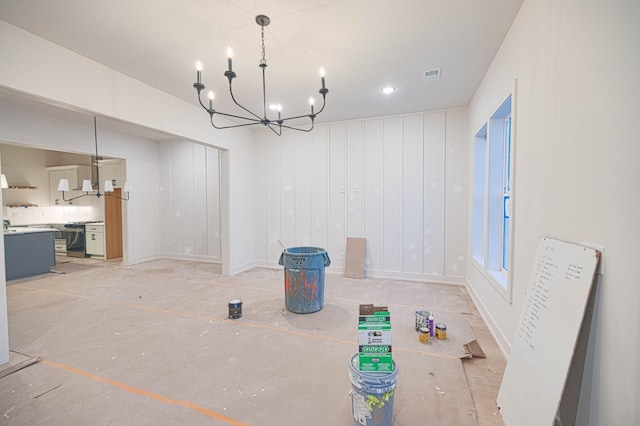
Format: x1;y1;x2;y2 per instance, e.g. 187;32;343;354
358;313;392;346
358;305;392;372
357;345;393;372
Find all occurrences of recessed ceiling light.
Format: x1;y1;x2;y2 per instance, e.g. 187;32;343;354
381;86;396;95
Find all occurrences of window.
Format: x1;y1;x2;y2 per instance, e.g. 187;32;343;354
472;95;513;295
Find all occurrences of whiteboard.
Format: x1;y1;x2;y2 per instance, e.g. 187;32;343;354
497;237;601;426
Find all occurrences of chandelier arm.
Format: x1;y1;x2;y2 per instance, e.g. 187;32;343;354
197;90;265;125
210;110;263;123
195;88;257;123
278;113;314;122
61;191;89;203
266;123;282;136
228;82;263;121
278;95;326;122
279;121;315;133
104;192;130;201
195;90;211;112
210;115;264;130
312;92;328;116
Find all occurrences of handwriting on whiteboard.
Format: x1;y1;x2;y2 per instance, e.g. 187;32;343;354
516;248;589;352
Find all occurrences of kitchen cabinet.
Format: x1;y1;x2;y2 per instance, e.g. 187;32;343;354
54;238;67;254
47;165;91;206
99;160;124;189
85;223;105;258
105;188;123;259
4;228;56;280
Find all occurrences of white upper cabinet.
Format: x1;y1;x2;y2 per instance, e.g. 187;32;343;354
47;165;91;206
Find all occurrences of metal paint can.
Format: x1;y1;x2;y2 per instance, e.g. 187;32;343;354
228;298;242;319
418;327;430;344
415;309;431;331
435;323;447;340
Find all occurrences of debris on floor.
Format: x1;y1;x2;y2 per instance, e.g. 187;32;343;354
461;339;487;359
0;350;39;380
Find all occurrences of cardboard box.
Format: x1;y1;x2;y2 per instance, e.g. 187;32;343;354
358;313;392;345
357;304;392;372
357;345;393;372
358;304;388;315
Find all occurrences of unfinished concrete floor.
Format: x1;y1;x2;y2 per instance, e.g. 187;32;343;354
1;257;506;425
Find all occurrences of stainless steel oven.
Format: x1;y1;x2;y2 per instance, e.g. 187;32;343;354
64;223;86;257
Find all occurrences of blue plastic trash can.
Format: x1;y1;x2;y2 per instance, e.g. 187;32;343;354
278;247;331;313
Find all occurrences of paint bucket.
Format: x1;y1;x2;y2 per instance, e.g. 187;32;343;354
436;323;447;340
418;327;430;344
349;353;398;426
415;309;431;331
228;299;242;319
278;247;331;314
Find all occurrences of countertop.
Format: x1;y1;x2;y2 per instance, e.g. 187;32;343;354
4;227;57;235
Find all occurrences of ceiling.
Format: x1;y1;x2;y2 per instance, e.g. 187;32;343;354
0;0;523;138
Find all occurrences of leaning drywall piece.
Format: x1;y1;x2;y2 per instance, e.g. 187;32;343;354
345;237;366;278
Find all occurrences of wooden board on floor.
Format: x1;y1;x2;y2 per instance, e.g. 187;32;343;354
344;237;366;278
0;351;39;379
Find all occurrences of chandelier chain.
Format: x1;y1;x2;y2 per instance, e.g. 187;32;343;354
260;25;267;66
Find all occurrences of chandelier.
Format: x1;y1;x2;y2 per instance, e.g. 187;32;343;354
193;15;328;136
57;117;131;202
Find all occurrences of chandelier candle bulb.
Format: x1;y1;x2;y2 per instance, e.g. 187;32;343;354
195;60;203;83
208;91;214;109
319;67;326;89
226;47;233;72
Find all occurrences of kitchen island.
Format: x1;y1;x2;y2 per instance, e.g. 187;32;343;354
4;227;56;280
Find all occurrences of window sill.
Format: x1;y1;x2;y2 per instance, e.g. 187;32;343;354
471;258;511;303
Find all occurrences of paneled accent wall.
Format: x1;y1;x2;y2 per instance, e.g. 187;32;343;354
254;108;468;283
158;140;222;261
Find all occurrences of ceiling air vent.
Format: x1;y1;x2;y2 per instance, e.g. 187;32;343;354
423;68;441;81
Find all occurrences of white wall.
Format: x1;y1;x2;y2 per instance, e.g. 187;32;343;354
466;0;639;424
158;140;222;262
253;109;468;283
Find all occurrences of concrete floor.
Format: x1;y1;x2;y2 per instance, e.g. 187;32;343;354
1;256;506;425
